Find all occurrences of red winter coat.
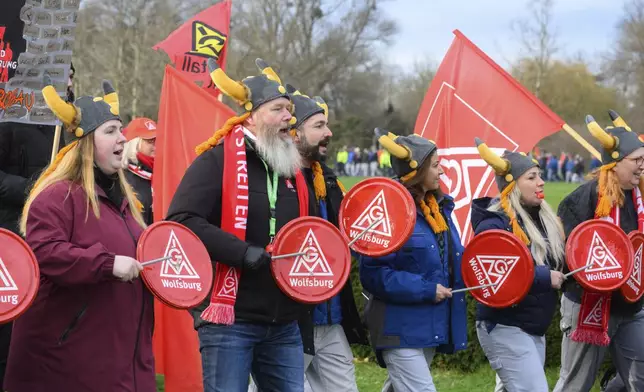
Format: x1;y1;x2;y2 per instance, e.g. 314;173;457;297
4;181;155;392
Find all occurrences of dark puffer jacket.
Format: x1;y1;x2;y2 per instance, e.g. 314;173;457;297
470;197;558;336
0;122;65;234
557;179;643;316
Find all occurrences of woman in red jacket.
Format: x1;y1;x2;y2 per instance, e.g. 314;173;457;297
4;78;155;392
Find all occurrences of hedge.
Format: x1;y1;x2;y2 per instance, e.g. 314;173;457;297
348;258;566;372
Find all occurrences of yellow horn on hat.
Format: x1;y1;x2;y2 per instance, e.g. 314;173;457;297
255;58;282;84
207;58;248;103
608;109;632;132
586;115;617;150
42;77;76;125
379;134;410;160
102;80;119;116
313;96;329;118
475;137;510;175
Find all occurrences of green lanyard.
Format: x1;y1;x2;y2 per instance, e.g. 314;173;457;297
244;138;279;239
260;159;279;239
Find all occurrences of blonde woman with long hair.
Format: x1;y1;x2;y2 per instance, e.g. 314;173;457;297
4;78;156;392
471;139;565;392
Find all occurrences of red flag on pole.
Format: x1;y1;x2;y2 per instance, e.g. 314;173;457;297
152;65;235;392
414;29;565;245
153;0;232;98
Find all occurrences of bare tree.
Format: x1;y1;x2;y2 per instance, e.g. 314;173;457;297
227;0;397;122
512;0;558;98
603;0;644;127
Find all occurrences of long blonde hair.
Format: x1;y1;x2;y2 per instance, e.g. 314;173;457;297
20;134;146;235
489;185;565;270
121;137;141;169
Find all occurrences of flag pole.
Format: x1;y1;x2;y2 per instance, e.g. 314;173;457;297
50;124;62;164
562;123;601;160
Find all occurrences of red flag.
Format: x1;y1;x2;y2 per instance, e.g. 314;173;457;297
153;0;231;98
152;65;235;392
414;30;564;245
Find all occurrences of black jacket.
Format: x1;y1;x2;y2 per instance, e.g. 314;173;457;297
299;163;369;355
125;162;153;225
165;138;314;327
558;179;643;316
471;197;559;336
0;122;65;234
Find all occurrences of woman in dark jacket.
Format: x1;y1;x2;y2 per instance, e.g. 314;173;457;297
5;79;155;392
122;117;157;225
360;131;467;392
471;138;565;392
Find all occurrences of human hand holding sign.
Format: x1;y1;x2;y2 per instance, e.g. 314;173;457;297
435;284;453;302
113;255;143;282
550;270;565;289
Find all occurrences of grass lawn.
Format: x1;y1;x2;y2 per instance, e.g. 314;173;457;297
156;179;587;391
157;362;601;391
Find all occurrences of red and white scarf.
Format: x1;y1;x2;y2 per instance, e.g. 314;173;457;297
571;187;644;346
199;125;309;325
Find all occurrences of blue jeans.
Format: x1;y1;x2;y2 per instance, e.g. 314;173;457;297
198;321;304;392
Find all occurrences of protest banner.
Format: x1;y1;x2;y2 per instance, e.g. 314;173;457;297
0;0;80;125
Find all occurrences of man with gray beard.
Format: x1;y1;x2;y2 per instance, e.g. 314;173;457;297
166;58;314;392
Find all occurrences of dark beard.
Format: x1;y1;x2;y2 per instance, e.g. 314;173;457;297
299;136;330;163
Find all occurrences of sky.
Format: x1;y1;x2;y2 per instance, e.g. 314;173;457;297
381;0;626;72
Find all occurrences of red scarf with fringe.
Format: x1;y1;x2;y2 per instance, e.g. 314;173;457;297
200;125;309;325
571;187;644;346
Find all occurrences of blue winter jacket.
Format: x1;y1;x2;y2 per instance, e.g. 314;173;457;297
360;195;468;354
470;197;557;336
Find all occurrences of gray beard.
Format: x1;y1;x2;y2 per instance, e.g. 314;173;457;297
255;126;302;178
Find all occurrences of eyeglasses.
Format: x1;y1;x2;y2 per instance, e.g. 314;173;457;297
626;156;644;166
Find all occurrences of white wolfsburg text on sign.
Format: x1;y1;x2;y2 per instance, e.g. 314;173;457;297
349;190;392;248
160;230;202;292
584;231;623;282
289;229;335;289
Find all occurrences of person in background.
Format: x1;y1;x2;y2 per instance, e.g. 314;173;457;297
589;156;602;171
565;154;575;183
360;130;467;392
346;147;355;177
0;62;73;387
539;152;548;176
335;146;348;177
547;155;559;182
361;147;370;176
5;77;154;391
121;117;157;225
369;146;379;176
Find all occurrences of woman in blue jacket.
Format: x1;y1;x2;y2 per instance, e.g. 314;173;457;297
471;138;565;392
360;131;467;392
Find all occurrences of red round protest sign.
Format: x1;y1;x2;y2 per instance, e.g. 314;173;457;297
270;216;351;304
137;221;213;309
461;230;534;308
338;177;415;257
566;219;633;292
0;229;39;323
620;231;644;303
